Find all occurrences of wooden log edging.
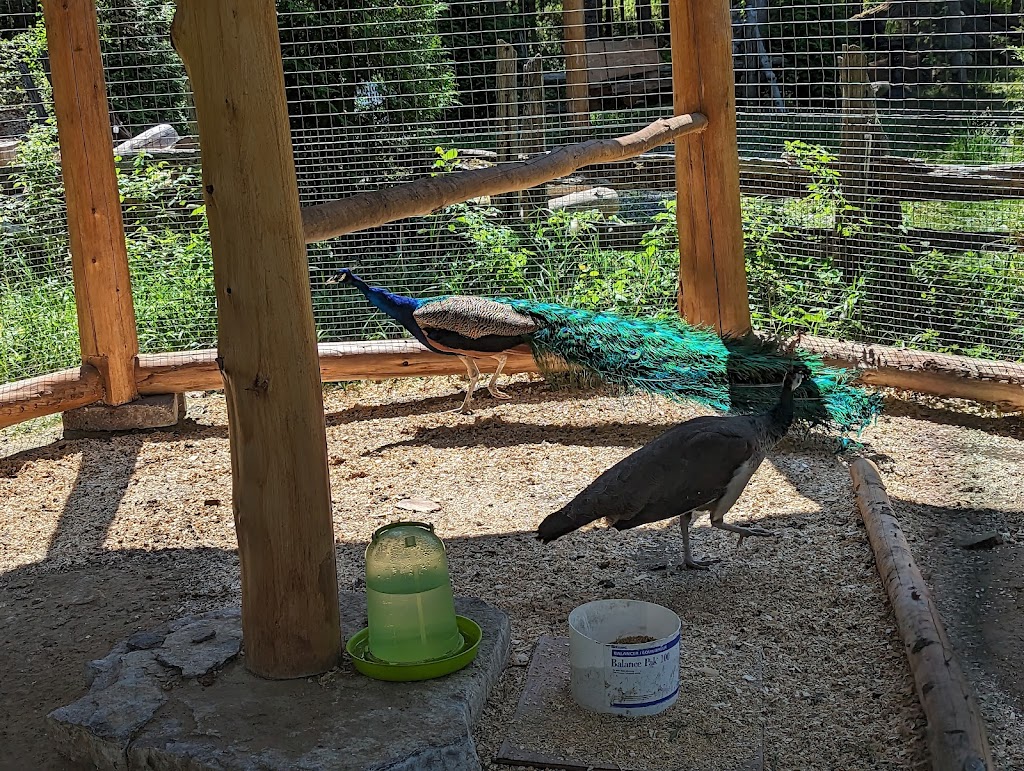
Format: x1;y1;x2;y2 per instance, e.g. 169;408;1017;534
850;459;993;771
0;365;104;430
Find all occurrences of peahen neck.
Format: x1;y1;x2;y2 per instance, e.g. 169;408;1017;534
767;377;798;437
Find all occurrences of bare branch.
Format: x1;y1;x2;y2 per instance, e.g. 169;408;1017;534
300;112;708;243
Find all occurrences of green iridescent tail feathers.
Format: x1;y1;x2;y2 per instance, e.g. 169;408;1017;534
497;299;883;434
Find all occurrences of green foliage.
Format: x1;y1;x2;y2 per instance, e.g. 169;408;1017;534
277;0;457;148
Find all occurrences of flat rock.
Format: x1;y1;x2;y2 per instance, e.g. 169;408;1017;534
62;393;185;436
49;594;510;771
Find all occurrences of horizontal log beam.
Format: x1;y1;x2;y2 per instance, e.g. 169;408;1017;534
0;365;104;430
299;112;708;243
795;334;1024;411
5;335;1019;433
135;341;545;394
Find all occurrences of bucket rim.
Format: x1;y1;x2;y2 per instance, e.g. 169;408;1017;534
567;598;681;646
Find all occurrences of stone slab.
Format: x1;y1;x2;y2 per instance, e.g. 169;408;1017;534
48;593;511;771
63;393;185;436
494;636;764;771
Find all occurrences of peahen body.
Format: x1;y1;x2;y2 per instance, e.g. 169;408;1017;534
327;268;881;431
536;368;807;569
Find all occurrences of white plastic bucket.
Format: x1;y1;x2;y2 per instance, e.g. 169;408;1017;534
567;599;681;717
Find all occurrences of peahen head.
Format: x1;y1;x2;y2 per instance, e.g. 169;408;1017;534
326;268;356;285
784;364;811;393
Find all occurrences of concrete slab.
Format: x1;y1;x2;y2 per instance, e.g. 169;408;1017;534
48;592;511;771
63;393;185;436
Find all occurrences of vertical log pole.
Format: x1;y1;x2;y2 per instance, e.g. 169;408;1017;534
42;0;139;405
495;40;519;215
171;0;340;679
563;0;590;140
669;0;751;337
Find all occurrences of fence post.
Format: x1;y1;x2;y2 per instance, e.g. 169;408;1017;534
42;0;139;405
563;0;590;140
669;0;751;337
171;0;341;679
495;39;519;215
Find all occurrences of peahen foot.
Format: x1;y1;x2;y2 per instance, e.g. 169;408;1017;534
682;555;722;571
732;522;776;549
487;385;513;400
487;354;512;400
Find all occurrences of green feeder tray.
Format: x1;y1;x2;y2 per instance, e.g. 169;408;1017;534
346;615;482;682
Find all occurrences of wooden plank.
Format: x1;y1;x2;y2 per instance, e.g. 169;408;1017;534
849;459;994;771
0;366;103;430
301;113;707;244
670;0;751;337
171;0;340;679
42;0;139;405
563;0;590;138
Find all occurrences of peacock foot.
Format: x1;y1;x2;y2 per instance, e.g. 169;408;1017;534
681;556;721;571
734;523;775;549
487;386;513;400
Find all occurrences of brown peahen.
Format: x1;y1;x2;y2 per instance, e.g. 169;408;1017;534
327;268;880;433
536;368;808;569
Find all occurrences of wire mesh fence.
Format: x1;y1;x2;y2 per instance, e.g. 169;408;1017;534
1;0;1022;398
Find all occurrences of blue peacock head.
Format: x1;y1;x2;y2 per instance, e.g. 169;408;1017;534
326;267;356;285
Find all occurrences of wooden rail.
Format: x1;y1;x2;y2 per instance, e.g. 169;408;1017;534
851;459;993;771
4;334;1021;432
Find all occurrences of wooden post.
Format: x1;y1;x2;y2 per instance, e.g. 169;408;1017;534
669;0;751;338
850;459;994;771
563;0;590;139
521;53;547;217
171;0;340;679
42;0;139;405
495;40;519;215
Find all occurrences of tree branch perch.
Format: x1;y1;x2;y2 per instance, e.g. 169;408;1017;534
300;112;707;243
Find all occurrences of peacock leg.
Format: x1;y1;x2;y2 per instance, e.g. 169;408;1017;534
680;512;720;570
449;356;481;414
487;354;512;399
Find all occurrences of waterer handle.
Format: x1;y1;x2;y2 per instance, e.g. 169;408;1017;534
371;521;435;542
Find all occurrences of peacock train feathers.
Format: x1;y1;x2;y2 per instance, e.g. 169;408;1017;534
328;269;882;433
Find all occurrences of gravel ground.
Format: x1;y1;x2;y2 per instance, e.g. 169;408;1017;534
1;375;1022;770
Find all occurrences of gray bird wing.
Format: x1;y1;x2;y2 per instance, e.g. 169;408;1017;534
413;296;540;339
560;418;760;529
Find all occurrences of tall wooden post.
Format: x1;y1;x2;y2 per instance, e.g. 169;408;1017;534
669;0;751;337
43;0;139;405
563;0;590;139
171;0;340;679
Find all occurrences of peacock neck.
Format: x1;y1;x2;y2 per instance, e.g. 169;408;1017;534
348;275;420;322
765;382;797;439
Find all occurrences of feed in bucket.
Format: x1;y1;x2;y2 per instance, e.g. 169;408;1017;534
568;599;681;717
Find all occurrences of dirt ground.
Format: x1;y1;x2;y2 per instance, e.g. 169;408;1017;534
1;375;1022;770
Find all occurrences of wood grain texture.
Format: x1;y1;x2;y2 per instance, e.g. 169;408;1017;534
670;0;751;338
42;0;139;405
301;113;706;243
171;0;340;679
850;459;993;771
562;0;590;137
0;366;103;430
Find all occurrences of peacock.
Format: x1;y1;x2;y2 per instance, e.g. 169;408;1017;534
536;367;806;569
326;268;881;432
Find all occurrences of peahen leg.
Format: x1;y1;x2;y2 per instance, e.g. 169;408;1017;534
681;512;720;570
487;354;512;399
449;356;481;414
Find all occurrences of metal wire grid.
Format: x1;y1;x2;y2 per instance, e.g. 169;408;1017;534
1;1;1023;391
